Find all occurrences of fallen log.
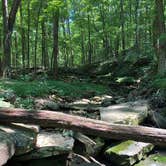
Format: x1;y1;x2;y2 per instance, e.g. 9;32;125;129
0;107;166;145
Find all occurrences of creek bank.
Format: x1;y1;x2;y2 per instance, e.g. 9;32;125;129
0;99;165;166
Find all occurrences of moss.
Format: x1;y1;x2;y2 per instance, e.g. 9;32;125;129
106;140;134;154
135;154;166;166
151;154;166;163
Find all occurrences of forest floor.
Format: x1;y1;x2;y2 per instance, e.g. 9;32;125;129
1;59;166;165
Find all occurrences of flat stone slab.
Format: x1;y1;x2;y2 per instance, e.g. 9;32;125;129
105;140;154;166
0;130;15;165
135;152;166;166
35;98;60;110
0;99;13;108
16;131;75;160
100;100;148;125
0;124;37;156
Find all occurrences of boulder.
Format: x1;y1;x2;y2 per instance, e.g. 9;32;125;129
105;140;154;166
0;124;38;156
73;132;105;156
35;99;59;110
16;131;74;160
0;99;13;108
100;100;148;125
3;91;16;104
101;97;116;107
135;151;166;166
0;130;15;165
67;99;100;110
150;108;166;129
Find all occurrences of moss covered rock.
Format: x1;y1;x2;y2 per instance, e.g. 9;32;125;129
100;100;148;125
105;140;154;166
135;152;166;166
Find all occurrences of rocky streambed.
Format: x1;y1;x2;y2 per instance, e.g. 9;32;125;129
0;96;165;166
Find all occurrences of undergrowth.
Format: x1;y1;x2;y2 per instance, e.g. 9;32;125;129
0;80;108;98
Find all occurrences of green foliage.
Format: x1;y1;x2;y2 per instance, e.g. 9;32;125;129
15;97;34;109
0;80;108;98
152;78;166;89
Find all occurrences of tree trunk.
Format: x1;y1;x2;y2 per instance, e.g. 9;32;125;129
62;19;68;67
52;9;59;79
153;0;166;76
2;0;21;75
134;0;140;51
0;108;166;146
20;2;26;69
120;0;126;53
13;32;18;68
27;0;30;68
34;0;42;73
41;20;49;69
87;14;92;64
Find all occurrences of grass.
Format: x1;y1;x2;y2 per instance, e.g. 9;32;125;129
0;79;109;98
152;78;166;89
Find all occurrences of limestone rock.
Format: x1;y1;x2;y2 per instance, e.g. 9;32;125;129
0;130;15;166
135;151;166;166
0;99;13;108
105;140;154;166
73;132;105;156
150;108;166;129
101;96;116;107
3;91;16;104
16;131;74;160
100;100;148;125
0;124;37;156
68;153;105;166
35;98;59;110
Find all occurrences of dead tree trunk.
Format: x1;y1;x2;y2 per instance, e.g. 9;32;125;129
0;108;165;146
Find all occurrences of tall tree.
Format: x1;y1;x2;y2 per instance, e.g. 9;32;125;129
153;0;166;75
1;0;21;75
52;9;59;79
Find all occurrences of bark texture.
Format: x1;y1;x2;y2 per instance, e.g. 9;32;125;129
0;108;165;146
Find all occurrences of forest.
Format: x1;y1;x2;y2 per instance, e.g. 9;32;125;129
0;0;166;166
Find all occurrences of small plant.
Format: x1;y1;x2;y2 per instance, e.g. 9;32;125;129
15;97;35;109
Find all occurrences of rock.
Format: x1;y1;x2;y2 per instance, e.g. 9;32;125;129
73;132;105;156
0;124;37;156
0;98;13;108
3;91;16;104
116;97;126;104
0;130;15;165
101;97;116;107
150;108;166;129
0;90;16;104
16;131;74;160
100;100;148;125
63;99;100;112
46;101;60;110
68;153;104;166
35;99;59;110
135;151;166;166
105;140;154;166
11;123;40;133
71;99;91;107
